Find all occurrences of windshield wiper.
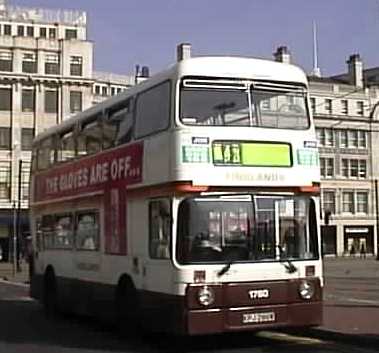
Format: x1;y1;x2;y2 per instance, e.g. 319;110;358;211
217;261;233;277
277;244;298;274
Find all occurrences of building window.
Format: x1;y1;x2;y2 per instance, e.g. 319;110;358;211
0;88;11;111
359;160;367;178
323;190;336;214
342;191;354;213
325;99;332;114
65;29;77;40
45;90;58;113
22;52;37;73
356;192;368;214
350;159;358;178
316;128;325;146
0;162;11;200
20;162;30;200
0;51;12;72
3;24;11;36
22;89;35;112
348;130;358;148
111;87;116;96
339;130;348;148
94;85;100;95
49;28;56;39
325;129;334;147
39;27;47;38
341;158;367;179
101;86;107;96
316;128;334;147
320;157;334;178
70;91;82;113
21;128;34;151
341;100;348;115
310;97;316;114
70;56;82;76
358;130;367;148
0;127;10;150
45;53;59;75
17;25;24;36
357;101;364;116
26;26;34;37
341;159;348;178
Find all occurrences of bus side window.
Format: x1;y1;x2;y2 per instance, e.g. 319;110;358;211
41;214;55;249
37;137;55;170
75;211;99;251
54;214;74;249
103;99;134;149
78;119;103;156
57;130;75;162
149;199;171;259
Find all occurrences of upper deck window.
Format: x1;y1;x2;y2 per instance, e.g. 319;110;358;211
135;81;170;138
180;79;309;130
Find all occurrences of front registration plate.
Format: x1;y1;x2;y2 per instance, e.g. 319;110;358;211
242;311;276;324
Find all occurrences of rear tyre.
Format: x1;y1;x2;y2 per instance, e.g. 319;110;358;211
43;268;58;318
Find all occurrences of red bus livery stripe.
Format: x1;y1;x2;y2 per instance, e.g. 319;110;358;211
34;142;144;202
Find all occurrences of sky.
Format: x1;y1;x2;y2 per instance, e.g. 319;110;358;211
12;0;379;77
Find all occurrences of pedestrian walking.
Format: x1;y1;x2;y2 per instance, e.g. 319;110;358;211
350;244;356;257
360;243;366;259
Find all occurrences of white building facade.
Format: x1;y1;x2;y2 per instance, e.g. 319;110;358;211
0;1;133;261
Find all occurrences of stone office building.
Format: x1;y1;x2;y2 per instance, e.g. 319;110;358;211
274;47;379;257
0;1;133;261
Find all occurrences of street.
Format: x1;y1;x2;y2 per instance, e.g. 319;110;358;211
0;294;374;353
0;258;378;353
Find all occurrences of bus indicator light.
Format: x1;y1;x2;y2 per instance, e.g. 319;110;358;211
305;265;315;277
194;270;206;283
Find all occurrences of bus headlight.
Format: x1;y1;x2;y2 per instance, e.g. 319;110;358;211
299;280;315;300
198;286;215;306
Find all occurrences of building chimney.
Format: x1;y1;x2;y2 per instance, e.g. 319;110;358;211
347;54;363;88
141;66;149;78
273;46;291;64
177;43;191;62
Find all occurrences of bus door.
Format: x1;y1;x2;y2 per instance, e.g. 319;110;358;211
142;198;173;298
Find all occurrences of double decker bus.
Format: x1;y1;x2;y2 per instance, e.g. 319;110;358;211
30;56;322;335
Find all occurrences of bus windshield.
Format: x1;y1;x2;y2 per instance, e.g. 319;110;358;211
180;84;309;129
176;195;318;264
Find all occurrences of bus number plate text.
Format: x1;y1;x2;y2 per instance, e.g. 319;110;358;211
242;311;276;324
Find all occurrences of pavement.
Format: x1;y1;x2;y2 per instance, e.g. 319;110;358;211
1;257;379;346
308;256;379;347
0;261;29;284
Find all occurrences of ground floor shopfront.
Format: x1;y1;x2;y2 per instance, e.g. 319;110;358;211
0;209;29;262
322;221;377;257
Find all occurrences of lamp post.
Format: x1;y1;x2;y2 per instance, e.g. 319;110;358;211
375;180;379;260
12;200;16;276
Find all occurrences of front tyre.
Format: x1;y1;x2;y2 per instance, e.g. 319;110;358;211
115;277;140;337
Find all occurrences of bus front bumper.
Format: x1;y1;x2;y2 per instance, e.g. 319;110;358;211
186;301;323;335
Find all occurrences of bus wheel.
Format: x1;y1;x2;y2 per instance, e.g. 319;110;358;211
43;268;58;318
115;276;140;337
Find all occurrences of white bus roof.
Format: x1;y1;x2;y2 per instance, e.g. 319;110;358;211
33;56;308;144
